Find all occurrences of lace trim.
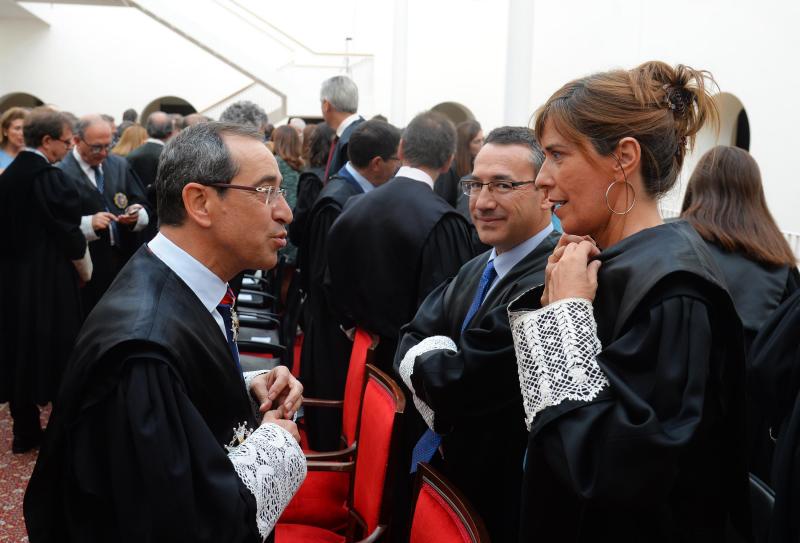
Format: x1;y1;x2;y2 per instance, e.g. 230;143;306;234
227;423;307;539
509;297;607;431
398;335;457;431
242;370;270;416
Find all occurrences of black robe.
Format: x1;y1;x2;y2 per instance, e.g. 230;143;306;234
301;169;364;450
394;230;560;542
24;247;263;543
748;289;800;543
509;220;750;542
326;176;477;369
0;151;86;406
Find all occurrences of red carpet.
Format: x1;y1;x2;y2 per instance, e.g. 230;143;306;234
0;403;49;542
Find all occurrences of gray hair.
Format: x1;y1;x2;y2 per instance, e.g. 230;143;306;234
74;114;110;139
320;76;358;114
219;100;269;132
146;111;173;140
401;111;456;170
484;126;545;172
156;121;263;226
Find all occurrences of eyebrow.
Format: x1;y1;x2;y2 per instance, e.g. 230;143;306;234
464;173;515;182
544;144;567;153
253;175;279;187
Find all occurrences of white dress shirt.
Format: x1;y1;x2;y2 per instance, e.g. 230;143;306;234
395;166;434;190
344;161;376;193
148;233;228;341
336;113;362;138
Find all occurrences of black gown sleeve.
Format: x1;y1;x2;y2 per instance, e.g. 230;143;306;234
417;214;476;306
69;357;261;542
33;169;87;260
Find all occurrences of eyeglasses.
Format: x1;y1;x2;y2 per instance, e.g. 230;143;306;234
210;183;286;206
59;137;74;148
80;138;112;154
461;179;537;196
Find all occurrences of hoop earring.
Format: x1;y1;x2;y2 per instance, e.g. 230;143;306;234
605;180;636;215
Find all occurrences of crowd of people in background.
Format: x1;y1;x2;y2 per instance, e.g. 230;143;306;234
1;64;800;543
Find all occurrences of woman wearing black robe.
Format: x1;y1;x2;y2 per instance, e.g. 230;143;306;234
0;109;88;453
508;61;750;542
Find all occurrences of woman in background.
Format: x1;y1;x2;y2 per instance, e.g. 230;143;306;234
111;124;147;157
0;107;27;173
436;119;483;207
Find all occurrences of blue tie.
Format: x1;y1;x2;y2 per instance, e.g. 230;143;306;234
217;288;243;374
92;165;118;245
410;259;497;473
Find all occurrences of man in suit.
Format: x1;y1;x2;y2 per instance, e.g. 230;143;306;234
320;75;364;181
25;121;306;542
394;127;559;541
60;114;151;313
302;119;401;450
127;111;173;241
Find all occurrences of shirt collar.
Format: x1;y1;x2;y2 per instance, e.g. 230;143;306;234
146;138;166;146
395;166;434;190
345;161;375;193
336;113;361;137
25;147;50;163
72;146;100;178
488;223;555;281
147;233;227;315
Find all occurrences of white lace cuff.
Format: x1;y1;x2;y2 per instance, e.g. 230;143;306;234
398;335;457;431
509;297;607;431
243;370;270;416
227;422;307;540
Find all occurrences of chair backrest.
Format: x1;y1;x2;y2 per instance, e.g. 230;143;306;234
349;364;405;538
749;473;775;543
341;328;378;446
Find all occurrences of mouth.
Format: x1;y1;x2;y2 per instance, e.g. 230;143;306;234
548;199;568;215
271;232;287;247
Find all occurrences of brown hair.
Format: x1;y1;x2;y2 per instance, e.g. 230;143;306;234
272;125;304;171
454;120;482;177
301;123;317;165
112;124;148;157
1;107;28;147
533;61;718;198
681;146;795;266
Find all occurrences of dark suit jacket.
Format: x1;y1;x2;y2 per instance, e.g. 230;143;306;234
325;116;364;181
59;151;150;312
126;140;164;241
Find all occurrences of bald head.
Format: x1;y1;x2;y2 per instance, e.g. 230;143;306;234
146;111;173;140
74;114;113;166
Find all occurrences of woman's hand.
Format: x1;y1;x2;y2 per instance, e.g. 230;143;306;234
548;240;602;303
542;234;599;306
249;366;303;420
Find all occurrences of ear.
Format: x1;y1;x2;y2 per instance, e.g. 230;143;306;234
182;183;213;228
615;137;641;179
397;139;406;162
368;155;383;173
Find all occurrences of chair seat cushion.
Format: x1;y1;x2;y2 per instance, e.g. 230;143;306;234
275;523;346;543
278;471;350;532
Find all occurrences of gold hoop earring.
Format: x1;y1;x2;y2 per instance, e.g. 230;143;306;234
605;180;636;215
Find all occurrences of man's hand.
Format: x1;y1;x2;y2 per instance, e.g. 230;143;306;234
117;204;142;225
249;366;303;420
262;407;301;443
91;211;118;231
542;234;599;306
548;240;602;303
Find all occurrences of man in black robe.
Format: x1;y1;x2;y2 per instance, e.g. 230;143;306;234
302;119;401;450
0;108;90;454
59;114;151;314
326;110;477;370
394;127;559;541
127;111;174;242
320;75;364;181
25;122;306;542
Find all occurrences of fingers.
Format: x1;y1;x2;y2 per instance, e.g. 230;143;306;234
263;367;303;418
261;409;301;442
587;259;602;287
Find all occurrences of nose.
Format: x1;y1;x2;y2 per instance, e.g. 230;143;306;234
272;193;293;225
473;185;497;211
534;162;554;190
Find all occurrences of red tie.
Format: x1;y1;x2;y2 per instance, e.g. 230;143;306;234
324;135;339;182
220;287;236;307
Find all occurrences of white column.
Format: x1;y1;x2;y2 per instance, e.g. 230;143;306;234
503;0;536;125
391;0;408;126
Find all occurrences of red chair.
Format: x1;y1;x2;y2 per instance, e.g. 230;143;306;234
410;463;491;543
276;364;405;542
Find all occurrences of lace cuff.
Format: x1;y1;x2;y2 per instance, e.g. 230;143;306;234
243;370;270;416
508;297;607;431
227;422;307;540
398;335;457;431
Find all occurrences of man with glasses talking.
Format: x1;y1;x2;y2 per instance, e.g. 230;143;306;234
26;122;306;542
394;126;560;541
59;114;151;313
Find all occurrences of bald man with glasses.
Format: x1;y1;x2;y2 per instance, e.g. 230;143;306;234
59;114;151;313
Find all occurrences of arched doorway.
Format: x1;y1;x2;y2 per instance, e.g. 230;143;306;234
141;96;197;120
0;92;45;113
431;101;475;125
